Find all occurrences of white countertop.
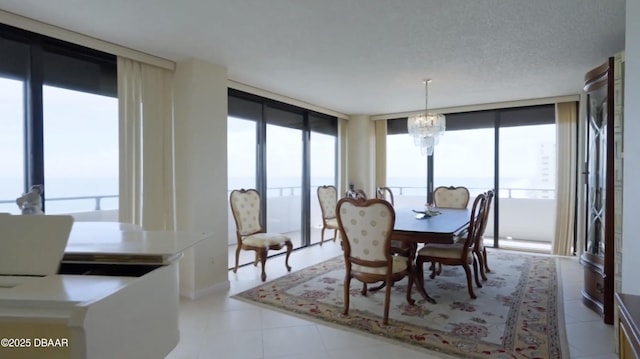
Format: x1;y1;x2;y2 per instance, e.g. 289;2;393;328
63;222;211;263
0;275;133;310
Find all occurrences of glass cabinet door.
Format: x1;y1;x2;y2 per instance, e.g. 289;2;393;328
585;85;608;258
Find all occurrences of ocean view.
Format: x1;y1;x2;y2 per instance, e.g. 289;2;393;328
0;177;118;214
1;175;552;215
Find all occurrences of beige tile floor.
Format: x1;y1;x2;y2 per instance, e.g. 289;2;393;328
168;243;617;359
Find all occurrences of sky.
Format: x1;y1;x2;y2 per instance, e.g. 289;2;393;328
0;78;118;180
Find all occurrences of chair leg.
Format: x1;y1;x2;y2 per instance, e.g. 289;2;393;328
333;229;338;242
473;257;483;288
361;283;368;296
475;249;488;281
406;270;415;305
383;278;392;325
429;261;438;279
343;274;351;316
254;252;259;266
369;281;387;292
462;263;476;299
483;247;491;273
284;240;293;272
233;245;241;273
320;227;326;245
259;248;268;282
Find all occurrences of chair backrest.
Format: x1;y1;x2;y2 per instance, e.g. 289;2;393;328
474;189;494;251
481;189;494;233
229;189;263;236
336;198;395;268
317;185;337;219
375;186;394;206
460;193;487;252
433;186;470;208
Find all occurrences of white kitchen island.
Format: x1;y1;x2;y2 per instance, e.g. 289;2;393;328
0;221;209;359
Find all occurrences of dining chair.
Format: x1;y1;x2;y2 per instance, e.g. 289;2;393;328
415;193;486;299
474;189;494;280
433;186;470;208
375;186;394;206
336;198;414;325
317;185;340;245
229;188;293;281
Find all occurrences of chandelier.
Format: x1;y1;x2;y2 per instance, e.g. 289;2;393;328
407;79;446;156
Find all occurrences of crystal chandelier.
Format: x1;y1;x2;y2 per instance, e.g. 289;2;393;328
407;79;446;156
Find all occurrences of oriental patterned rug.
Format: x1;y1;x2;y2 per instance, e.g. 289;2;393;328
232;251;569;359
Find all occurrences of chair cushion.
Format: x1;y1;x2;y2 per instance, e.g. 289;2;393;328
242;233;290;247
325;218;339;228
352;256;407;275
418;243;473;263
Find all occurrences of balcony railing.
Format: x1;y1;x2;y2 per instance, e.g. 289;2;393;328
1;185;556;245
0;195;118;213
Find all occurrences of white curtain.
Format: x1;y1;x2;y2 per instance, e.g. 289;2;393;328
552;102;578;255
117;57;176;230
338;118;349;196
374;120;387;188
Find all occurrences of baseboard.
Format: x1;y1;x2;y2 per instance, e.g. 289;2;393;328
180;280;230;299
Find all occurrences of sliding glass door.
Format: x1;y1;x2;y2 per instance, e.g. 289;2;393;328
0;77;25;213
227;90;338;269
386;104;558;252
1;24;117;217
266;108;304;249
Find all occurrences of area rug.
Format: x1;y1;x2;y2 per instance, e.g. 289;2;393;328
232;251;568;359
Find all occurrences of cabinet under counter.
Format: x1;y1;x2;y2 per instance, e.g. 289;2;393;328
616;293;640;359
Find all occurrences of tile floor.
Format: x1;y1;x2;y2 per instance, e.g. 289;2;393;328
168;243;617;359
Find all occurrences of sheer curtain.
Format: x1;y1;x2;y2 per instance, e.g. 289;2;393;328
117;57;176;230
552;101;578;255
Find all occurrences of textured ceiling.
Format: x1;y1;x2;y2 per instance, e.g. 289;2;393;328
0;0;626;115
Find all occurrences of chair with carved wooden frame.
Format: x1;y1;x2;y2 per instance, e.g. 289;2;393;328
416;193;486;299
229;188;293;281
317;185;340;245
375;186;395;206
433;186;470;208
336;198;414;325
474;189;494;280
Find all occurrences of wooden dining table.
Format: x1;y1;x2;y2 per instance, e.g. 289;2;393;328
391;207;472;304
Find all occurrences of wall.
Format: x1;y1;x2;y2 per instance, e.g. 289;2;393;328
622;0;640;295
173;59;230;298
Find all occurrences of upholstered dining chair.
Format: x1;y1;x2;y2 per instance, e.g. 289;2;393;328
375;186;395;206
474;189;494;280
433;186;470;208
229;188;293;281
336;198;414;325
416;193;486;299
317;185;340;245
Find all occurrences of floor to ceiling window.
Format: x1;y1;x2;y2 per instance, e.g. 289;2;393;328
386;119;429;208
227;89;338;269
0;77;25;213
385;105;558;252
309;116;337;245
0;24;118;217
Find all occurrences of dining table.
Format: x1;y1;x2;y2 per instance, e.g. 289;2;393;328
391;207;472;304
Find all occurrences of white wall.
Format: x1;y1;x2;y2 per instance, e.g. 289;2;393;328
622;1;640;295
173;59;229;298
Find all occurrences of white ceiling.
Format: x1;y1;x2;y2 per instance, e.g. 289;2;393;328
0;0;626;115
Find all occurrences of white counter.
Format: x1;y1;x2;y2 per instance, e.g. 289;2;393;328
0;221;210;359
